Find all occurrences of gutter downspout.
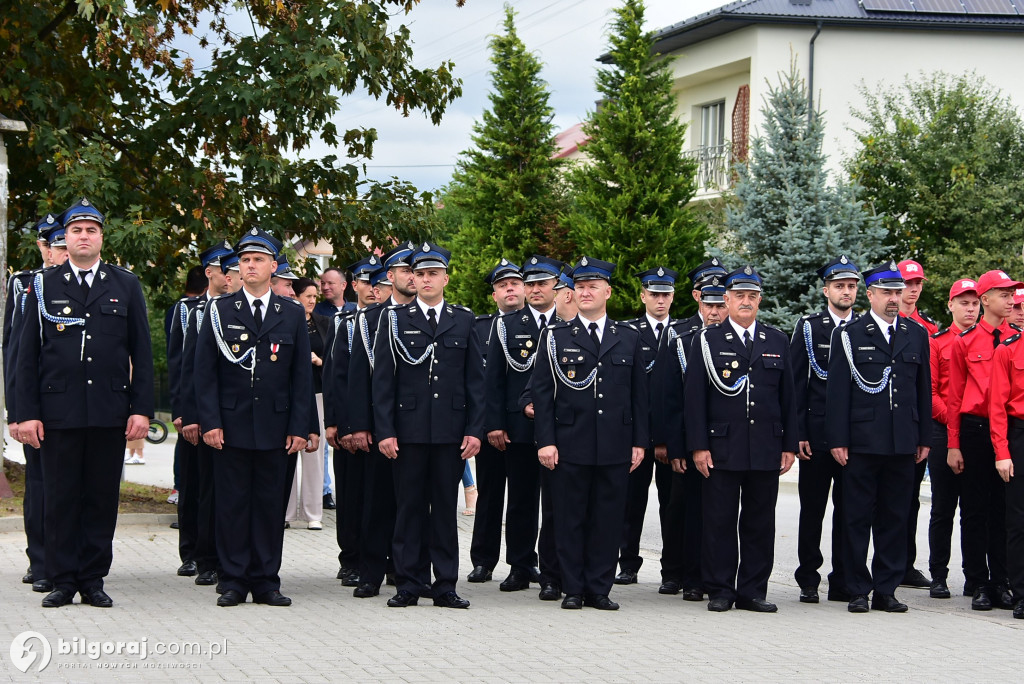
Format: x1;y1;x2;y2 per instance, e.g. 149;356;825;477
808;21;823;126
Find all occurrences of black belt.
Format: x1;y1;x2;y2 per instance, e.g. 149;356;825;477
1010;416;1024;431
960;414;989;429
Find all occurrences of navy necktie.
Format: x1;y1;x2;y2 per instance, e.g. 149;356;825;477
254;299;263;329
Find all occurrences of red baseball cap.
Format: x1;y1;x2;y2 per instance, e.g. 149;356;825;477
948;278;978;300
1015;288;1024;305
975;269;1024;295
897;259;927;281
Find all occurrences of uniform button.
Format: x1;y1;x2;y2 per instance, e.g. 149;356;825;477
433;393;439;399
86;335;92;339
893;388;897;393
598;410;603;415
85;313;91;318
749;401;755;406
87;357;92;362
598;394;603;398
87;380;93;385
255;397;259;401
598;378;603;383
750;419;754;424
894;403;899;408
598;362;603;367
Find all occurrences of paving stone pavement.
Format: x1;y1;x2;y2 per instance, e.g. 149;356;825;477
1;486;1020;683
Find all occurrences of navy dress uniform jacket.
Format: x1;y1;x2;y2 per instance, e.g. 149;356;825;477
347;301;390;434
532;318;649;465
485;309;552;443
684;320;798;469
789;311;858;451
825;314;932;455
624;316;668;448
17;261;155;427
194;290;313;449
651;322;702;462
371;301;486;444
4;271;39;422
168;296;204;421
322;309;356;433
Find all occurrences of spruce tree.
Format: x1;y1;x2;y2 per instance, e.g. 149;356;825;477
443;5;566;313
565;0;705;320
724;62;886;330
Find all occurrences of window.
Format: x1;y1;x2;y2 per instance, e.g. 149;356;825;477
700;101;726;148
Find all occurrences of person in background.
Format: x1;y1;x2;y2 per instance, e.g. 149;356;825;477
461;462;477;516
271;255;298;298
316;266;355;510
1011;288;1024;330
285;277;330;531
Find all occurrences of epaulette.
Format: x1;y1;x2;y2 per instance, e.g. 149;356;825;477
625;321;640;331
760;322;788;338
931;327;952;339
919;310;937;325
451;304;474;316
181;294;203;303
548;319;570;330
959;324;977;337
1003;332;1021;346
283;296;303;306
476;312;496;322
705;322;724;331
213;292;234;300
108;264;138;278
1010;323;1022;333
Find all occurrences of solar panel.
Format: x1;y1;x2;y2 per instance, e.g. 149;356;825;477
861;0;917;12
913;0;967;13
962;0;1019;14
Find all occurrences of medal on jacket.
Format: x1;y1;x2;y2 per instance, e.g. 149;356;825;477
270;343;279;361
567;369;575;379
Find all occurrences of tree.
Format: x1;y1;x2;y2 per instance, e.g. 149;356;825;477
723;62;886;331
565;0;705;320
2;0;463;310
442;4;567;314
847;72;1024;320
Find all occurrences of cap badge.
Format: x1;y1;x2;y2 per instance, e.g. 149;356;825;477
81;198;90;206
250;228;258;235
501;258;508;266
712;277;720;286
531;257;538;265
422;243;430;252
657;267;665;277
224;241;231;249
46;214;54;223
369;256;377;265
712;258;719;266
840;255;848;264
889;260;898;271
581;257;588;266
743;265;753;276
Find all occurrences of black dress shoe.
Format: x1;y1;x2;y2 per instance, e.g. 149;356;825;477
353;583;380;598
254;590;292;606
827;587;852;602
217;589;244;607
80;588;113;608
994;584;1015;610
341;571;361;588
871;593;908;613
215;583;224;595
177;560;198;577
707;597;732;612
682;588;704;602
848;594;869;613
170;521;179;529
528;567;542;584
659;580;681;595
561;594;583;609
971;587;992;611
466;566;492;583
929;579;951;599
900;568;930;588
433;591;470;609
499;569;531;592
799;586;819;604
387;590;419;607
41;588;76;608
323;493;336;510
195;570;218;586
584;594;619;611
963;580;978;597
614;569;638;585
1013;598;1024;619
22;570;34;584
336;566;353;581
539;583;562;601
736;597;777;613
32;579;54;593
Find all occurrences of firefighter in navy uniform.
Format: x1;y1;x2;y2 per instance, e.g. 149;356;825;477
17;198;154;609
482;256;564;592
615;267;678;586
168;241;233;579
5;214;63;595
341;241;419;598
468;259;528;584
653;276;727;600
826;262;931;614
372;242;485;609
790;256;860;605
194;228;313;607
532;257;649;611
677;259;728;331
684;266;798;613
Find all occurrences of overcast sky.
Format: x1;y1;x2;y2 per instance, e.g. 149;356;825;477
333;0;726;193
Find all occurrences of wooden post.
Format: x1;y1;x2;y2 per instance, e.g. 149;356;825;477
0;114;28;497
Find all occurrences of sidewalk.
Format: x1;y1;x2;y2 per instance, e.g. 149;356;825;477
1;482;1019;682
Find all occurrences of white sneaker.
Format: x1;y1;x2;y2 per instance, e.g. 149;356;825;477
125;455;145;465
308;521;323;530
167;490;179;505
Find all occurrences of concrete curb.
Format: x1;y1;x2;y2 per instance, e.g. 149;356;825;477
0;512;177;533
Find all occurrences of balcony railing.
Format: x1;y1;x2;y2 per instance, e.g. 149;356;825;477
684;142;733;196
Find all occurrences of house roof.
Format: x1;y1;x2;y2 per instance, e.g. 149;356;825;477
553;123;589;159
600;0;1024;61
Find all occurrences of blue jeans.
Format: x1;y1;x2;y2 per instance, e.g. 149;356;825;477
462;460;475;488
322;442;332;496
